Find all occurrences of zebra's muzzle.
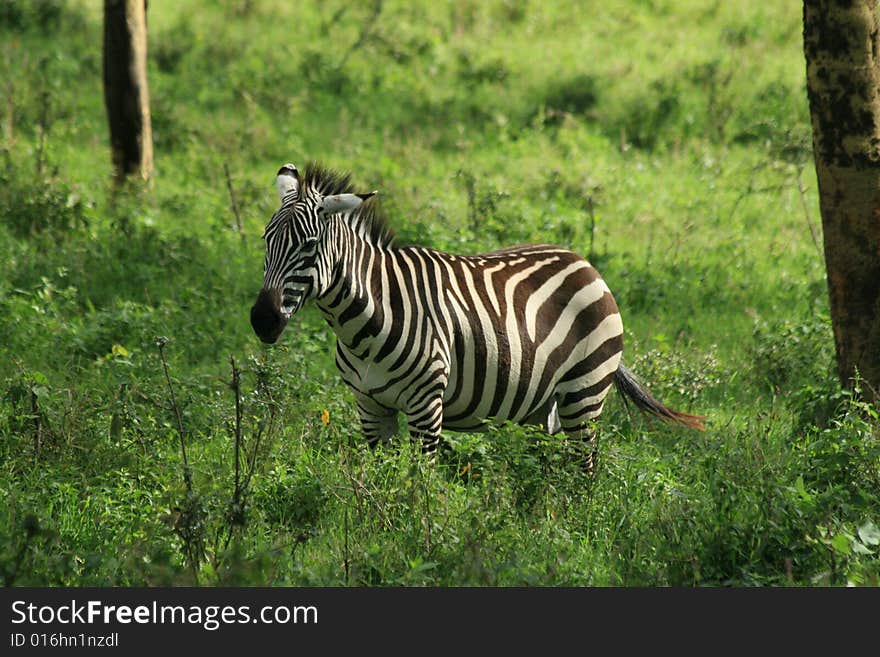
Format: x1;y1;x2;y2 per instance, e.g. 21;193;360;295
250;288;288;344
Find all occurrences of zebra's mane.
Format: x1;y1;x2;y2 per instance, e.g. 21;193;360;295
305;162;394;248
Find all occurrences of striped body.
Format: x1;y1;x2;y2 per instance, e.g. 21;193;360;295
320;243;622;441
251;163;703;453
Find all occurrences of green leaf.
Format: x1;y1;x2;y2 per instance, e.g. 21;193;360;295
851;541;873;556
109;413;124;440
408;560;439;575
858;521;880;546
794;475;813;502
829;532;851;556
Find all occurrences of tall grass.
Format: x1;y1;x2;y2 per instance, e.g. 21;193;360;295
0;0;877;586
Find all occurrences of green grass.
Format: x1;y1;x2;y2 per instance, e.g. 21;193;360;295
0;0;878;586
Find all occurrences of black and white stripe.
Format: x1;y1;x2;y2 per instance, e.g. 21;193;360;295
251;163;704;453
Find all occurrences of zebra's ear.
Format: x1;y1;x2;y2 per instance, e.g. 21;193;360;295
276;163;300;202
317;191;377;216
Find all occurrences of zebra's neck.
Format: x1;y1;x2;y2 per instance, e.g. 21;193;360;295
314;220;385;355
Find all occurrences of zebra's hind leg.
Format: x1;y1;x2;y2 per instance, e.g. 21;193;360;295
355;394;398;448
557;401;607;477
564;424;600;476
556;374;615;475
405;397;444;457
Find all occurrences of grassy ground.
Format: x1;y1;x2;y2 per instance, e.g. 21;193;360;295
0;0;878;586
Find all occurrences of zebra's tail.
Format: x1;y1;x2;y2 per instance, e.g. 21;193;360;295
614;363;706;430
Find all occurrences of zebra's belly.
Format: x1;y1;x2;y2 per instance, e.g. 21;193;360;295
440;311;624;431
440;354;557;431
336;341;538;428
338;359;416;411
336;337;449;415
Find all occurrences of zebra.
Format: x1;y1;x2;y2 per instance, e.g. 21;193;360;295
251;162;704;458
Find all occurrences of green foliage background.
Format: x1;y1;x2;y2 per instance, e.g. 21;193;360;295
0;0;878;586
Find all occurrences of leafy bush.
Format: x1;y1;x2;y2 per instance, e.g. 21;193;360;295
254;461;328;536
0;170;88;237
0;0;83;34
752;312;836;391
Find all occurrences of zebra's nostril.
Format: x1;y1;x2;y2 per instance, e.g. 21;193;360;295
250;289;287;342
250;308;282;342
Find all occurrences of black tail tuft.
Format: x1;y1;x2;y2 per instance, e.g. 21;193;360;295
614;364;705;430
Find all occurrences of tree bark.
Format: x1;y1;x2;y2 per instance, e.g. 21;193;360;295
804;0;880;398
103;0;153;183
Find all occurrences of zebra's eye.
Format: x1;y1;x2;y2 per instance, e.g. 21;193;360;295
294;237;318;253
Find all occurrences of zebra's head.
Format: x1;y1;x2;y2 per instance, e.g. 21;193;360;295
250;163;375;344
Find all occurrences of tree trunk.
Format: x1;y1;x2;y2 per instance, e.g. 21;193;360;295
103;0;153;183
804;0;880;398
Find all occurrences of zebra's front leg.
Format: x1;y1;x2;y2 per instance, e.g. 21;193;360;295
355;393;398;448
405;396;444;456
